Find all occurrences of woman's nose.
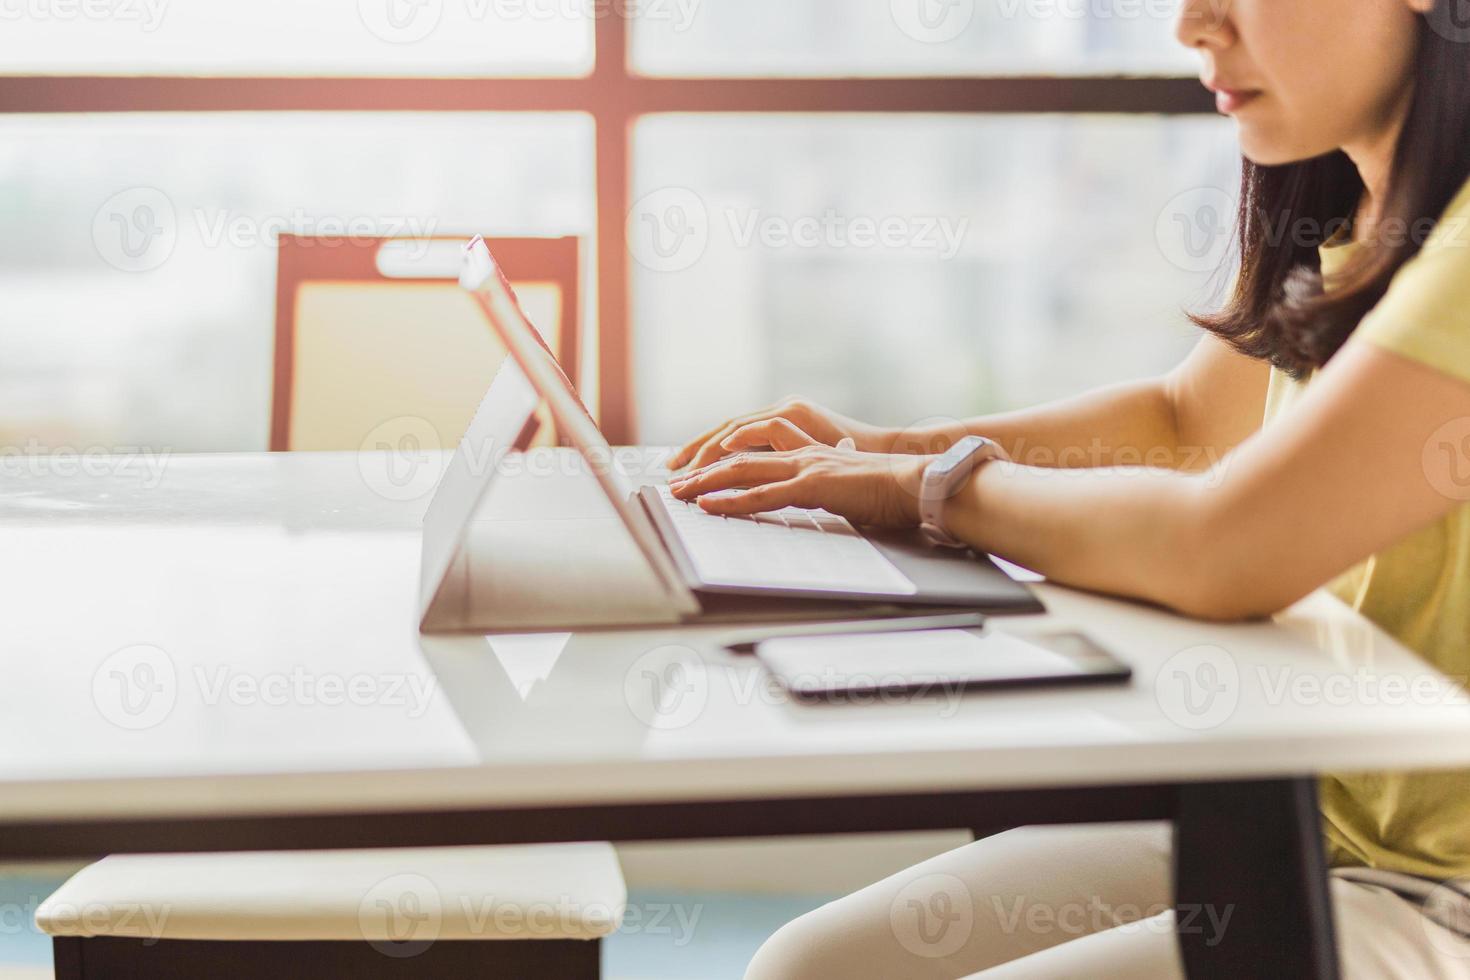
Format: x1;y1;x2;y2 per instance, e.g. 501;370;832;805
1175;0;1236;52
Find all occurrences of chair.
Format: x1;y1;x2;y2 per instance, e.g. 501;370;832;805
35;843;625;979
271;234;582;453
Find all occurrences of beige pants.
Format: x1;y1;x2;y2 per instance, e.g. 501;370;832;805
745;823;1470;980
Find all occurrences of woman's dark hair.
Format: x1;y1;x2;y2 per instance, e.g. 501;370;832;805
1193;7;1470;379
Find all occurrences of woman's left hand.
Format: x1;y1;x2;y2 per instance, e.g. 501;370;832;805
668;445;932;528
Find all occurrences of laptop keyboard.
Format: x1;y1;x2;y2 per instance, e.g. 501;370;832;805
651;485;919;596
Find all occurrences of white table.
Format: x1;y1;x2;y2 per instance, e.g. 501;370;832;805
4;450;1470;979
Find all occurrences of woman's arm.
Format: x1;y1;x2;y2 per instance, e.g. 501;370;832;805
903;336;1269;472
673;335;1269;474
674;340;1470;622
940;341;1470;619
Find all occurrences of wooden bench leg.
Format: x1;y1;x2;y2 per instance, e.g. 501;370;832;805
54;935;602;980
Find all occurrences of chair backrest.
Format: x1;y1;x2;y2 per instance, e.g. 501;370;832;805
271;234;580;453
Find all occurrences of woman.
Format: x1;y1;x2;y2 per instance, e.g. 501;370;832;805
669;0;1470;976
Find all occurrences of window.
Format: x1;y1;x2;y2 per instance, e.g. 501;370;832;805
1;0;1228;448
0;113;592;450
0;0;591;75
631;0;1196;77
632;113;1236;444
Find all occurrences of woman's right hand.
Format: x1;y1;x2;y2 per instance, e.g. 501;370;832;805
669;398;893;472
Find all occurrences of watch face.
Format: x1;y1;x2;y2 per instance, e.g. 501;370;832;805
940;436;985;471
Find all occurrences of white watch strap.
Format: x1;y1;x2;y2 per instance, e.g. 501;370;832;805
918;436;1006;548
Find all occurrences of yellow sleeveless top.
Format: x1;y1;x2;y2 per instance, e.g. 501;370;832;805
1263;178;1470;879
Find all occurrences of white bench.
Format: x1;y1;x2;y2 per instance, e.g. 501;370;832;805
35;844;626;979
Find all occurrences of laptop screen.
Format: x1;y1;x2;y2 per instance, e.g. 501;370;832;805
456;236;698;616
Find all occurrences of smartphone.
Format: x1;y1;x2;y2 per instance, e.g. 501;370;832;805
752;627;1131;701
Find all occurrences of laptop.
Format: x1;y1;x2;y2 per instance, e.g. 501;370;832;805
416;237;1042;632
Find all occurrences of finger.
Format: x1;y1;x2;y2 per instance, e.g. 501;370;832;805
670;426;727;471
669;455;799;500
673;417;759;472
669;406;779;470
674;444;801;485
687;418;769;471
720;418;819;454
696;479;808;516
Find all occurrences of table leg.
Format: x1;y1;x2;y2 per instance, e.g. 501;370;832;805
1173;777;1339;980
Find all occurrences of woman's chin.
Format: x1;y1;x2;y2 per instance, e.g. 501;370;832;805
1241;146;1293;167
1237;126;1335;168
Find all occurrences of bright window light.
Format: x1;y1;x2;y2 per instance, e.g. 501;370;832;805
0;0;592;76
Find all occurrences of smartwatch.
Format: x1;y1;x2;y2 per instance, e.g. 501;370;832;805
918;435;1008;549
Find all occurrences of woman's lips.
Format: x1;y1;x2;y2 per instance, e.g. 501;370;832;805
1203;77;1263;115
1215;88;1262;114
